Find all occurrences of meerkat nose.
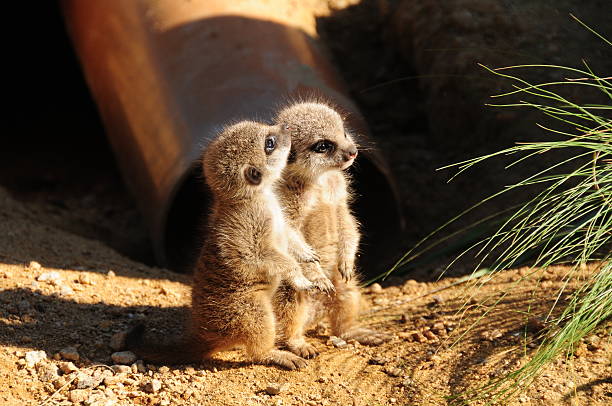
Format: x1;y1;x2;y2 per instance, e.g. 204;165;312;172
343;148;358;161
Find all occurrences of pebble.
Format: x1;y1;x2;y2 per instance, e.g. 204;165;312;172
69;389;88;404
37;363;59;382
368;356;389;365
60;347;80;361
59;285;75;296
143;379;162;393
59;361;79;374
75;371;103;389
107;270;116;277
134;360;147;373
111;351;137;365
329;336;348;349
265;383;289;395
480;329;503;342
28;261;42;270
369;283;382;294
77;273;94;285
53;376;68;389
111;364;132;374
384;366;403;377
109;331;127;351
24;350;47;367
37;271;62;285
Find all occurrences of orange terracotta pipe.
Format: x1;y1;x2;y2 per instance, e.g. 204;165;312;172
61;0;402;271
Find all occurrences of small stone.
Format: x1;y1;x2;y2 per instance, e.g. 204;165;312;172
158;366;170;373
431;295;444;304
265;383;289;395
37;363;59;382
107;270;116;277
59;361;78;374
60;347;80;361
69;389;88;403
389;398;397;404
480;329;503;342
77;274;94;285
135;360;147;373
109;331;127;351
111;351;137;365
369;283;383;294
111;364;132;374
409;331;427;343
384;366;402;377
24;350;47;367
328;336;348;348
143;379;162;393
59;285;75;296
368;356;389;365
28;261;42;270
75;371;103;389
53;376;68;389
372;298;388;305
37;271;62;285
422;330;438;341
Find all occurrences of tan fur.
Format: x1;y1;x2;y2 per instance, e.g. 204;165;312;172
128;121;323;369
273;102;390;356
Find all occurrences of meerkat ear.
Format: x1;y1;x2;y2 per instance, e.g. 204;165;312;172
244;165;262;185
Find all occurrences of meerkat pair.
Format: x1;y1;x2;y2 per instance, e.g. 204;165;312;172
127;101;387;369
127;121;331;369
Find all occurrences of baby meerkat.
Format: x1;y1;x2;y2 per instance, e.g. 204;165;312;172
273;101;390;357
127;120;330;369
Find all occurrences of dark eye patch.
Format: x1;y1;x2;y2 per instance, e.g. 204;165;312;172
244;166;262;185
312;140;335;153
264;136;276;155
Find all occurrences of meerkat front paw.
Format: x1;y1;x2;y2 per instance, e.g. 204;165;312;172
337;260;354;281
301;262;334;293
310;275;335;293
294;247;320;264
264;349;309;370
289;274;315;291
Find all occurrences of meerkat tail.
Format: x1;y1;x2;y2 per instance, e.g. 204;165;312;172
125;324;208;365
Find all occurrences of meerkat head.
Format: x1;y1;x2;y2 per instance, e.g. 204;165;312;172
275;102;358;180
203;121;291;199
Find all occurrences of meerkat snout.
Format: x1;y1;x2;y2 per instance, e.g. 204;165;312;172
276;102;360;177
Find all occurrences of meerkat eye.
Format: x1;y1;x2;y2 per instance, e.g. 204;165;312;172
264;136;276;155
312;140;335;153
244;166;262;185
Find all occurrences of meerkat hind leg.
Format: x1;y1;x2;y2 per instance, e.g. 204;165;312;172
329;279;391;346
242;292;308;370
274;288;319;359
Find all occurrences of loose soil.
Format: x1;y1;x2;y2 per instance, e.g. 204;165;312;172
1;186;610;405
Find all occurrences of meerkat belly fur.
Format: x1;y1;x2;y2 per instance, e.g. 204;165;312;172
273;102;390;356
127;121;330;369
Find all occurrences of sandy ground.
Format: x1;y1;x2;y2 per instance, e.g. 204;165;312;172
1;186;610;406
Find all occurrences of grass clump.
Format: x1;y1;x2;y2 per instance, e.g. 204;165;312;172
391;18;611;404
